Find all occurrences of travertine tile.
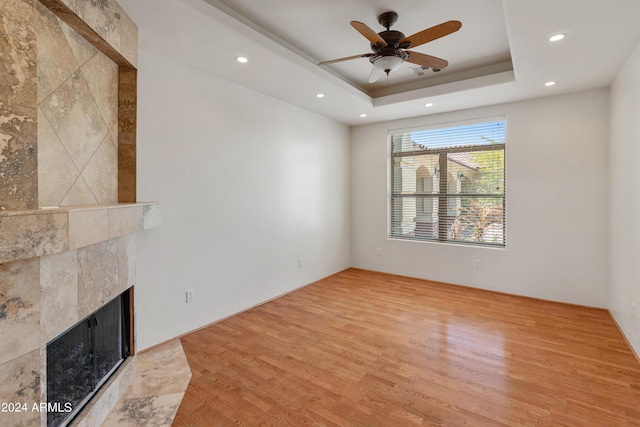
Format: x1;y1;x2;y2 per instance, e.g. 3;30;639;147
102;393;184;427
40;345;47;427
110;121;119;144
36;1;78;104
118;144;136;203
118;12;138;68
37;0;120;209
82;50;118;129
102;340;190;427
77;239;119;319
0;0;142;424
0;0;37;108
72;0;122;53
143;204;161;230
0;349;40;427
81;133;118;204
53;0;75;11
0;212;68;264
119;66;137;88
72;357;137;427
118;235;136;292
39;0;137;67
39;69;108;172
37;108;80;207
0;103;38;210
128;340;191;398
59;11;98;68
108;205;143;239
68;208;109;249
0;258;40;365
118;66;136;204
40;250;78;344
61;176;99;206
118;82;136;146
72;0;138;66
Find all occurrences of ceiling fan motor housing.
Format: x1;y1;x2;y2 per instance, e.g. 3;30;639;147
371;30;406;51
369;48;409;64
370;29;409;73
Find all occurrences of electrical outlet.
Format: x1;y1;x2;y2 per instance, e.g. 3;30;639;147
298;258;303;268
377;248;382;256
186;289;195;303
473;259;481;269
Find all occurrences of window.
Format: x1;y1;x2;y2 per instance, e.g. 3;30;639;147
388;118;506;247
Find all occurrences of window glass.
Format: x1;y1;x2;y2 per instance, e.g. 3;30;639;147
388;119;506;247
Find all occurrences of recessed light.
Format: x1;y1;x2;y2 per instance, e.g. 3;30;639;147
425;103;433;107
236;56;248;63
360;113;367;118
316;93;325;98
545;81;556;87
548;33;566;42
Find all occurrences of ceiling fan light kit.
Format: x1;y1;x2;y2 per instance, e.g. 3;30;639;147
319;11;461;82
370;53;406;82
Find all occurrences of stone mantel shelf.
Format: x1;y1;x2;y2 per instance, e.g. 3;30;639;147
0;202;160;264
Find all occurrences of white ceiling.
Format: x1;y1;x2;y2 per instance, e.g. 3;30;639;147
117;0;640;126
210;0;512;94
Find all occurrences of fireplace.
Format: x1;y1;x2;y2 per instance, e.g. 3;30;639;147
0;0;151;425
46;290;132;427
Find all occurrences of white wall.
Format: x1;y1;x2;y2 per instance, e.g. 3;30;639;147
135;50;351;350
609;42;640;355
351;89;609;307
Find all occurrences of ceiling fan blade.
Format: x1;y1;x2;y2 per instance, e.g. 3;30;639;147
406;51;449;69
368;66;385;83
400;20;462;48
318;53;373;65
351;21;388;46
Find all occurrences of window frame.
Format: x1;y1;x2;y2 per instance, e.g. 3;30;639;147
387;118;506;248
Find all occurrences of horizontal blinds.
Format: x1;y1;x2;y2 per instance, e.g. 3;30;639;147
389;119;506;247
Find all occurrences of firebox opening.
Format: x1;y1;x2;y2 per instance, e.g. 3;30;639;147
46;289;132;427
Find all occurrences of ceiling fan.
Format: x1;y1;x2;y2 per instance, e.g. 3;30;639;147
319;11;462;83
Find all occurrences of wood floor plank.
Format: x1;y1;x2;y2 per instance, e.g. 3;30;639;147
173;268;640;426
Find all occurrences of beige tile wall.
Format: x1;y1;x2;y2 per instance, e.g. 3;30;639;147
1;0;138;210
0;0;141;424
37;2;119;207
0;0;38;211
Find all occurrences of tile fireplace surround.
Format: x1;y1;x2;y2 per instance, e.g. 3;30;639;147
0;203;160;427
0;0;163;425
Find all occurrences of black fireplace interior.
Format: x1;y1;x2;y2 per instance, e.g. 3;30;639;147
46;290;131;427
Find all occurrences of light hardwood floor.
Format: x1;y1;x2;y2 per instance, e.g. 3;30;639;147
173;268;640;426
